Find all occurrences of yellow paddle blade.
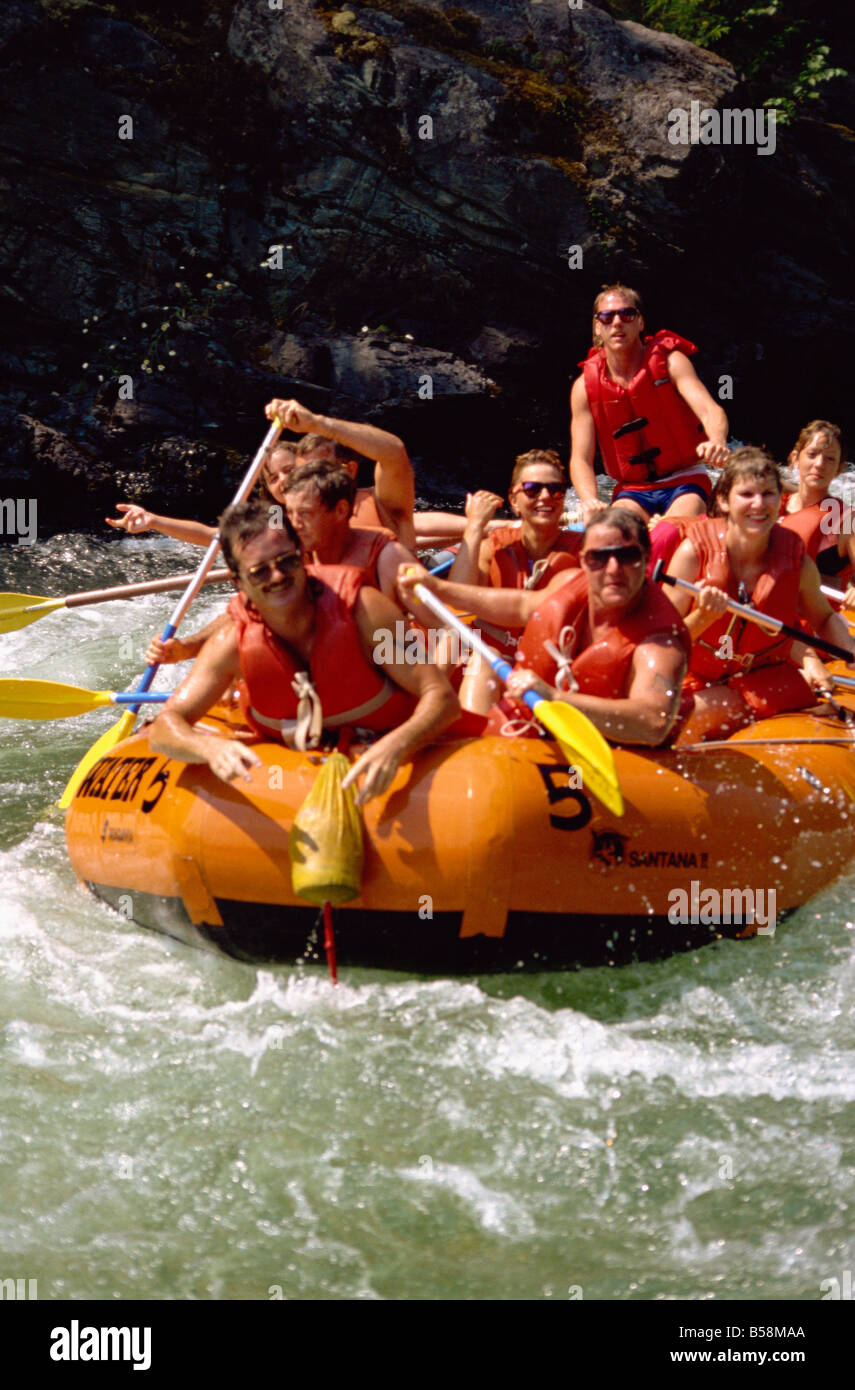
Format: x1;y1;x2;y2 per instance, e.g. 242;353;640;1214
532;696;625;818
0;591;51;609
57;708;138;810
0;678;117;721
0;594;63;634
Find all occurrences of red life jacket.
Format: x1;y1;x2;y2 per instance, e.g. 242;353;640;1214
779;502;830;560
514;570;690;699
475;526;583;656
581;330;707;485
486;525;582;589
228;573;413;742
308;528;392;593
779;500;853;583
686;517;804;681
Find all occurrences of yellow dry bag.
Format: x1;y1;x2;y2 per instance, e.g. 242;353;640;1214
288;752;364;905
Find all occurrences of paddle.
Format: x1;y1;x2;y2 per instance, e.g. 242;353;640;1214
0;570;231;635
652;560;855;666
57;418;284;809
0;680;172;721
408;578;624;817
820;584;845;604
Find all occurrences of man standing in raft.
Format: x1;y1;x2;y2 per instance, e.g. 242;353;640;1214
569;284;730;523
398;508;690;747
147;499;458;804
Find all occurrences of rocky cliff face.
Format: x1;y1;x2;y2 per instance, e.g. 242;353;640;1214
0;0;852;535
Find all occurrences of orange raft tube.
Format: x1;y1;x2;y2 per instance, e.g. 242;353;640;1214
64;685;855;972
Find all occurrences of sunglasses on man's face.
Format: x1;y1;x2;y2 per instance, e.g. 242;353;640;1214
516;481;566;499
581;544;645;571
595;308;639;325
244;552;302;586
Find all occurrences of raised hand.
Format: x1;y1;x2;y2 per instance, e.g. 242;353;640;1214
265;398;317;434
106;503;155;534
464;490;504;530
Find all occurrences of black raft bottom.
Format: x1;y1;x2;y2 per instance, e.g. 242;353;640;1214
89;884;755;973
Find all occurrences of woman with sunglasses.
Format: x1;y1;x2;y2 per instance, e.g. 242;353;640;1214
445;449;583;710
663;447;854;743
449;450;580;601
570;284;729;526
778;420;855;605
399;508;691;743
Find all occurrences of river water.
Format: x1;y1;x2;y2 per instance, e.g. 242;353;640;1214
1;533;854;1304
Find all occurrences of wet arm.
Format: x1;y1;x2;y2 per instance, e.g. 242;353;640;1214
668;352;729;458
569;375;601;521
510;637;686;746
148;626;259;781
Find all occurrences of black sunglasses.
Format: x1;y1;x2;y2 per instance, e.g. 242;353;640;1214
595;308;639;325
517;481;566;499
244;552;302;585
581;544;645;571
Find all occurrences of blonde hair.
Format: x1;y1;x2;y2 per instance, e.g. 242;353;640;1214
509;449;565;490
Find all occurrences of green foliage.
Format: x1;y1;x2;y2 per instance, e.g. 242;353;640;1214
772;41;847;122
632;0;847;121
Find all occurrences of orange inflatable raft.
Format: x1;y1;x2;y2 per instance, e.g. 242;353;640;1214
64;676;855;971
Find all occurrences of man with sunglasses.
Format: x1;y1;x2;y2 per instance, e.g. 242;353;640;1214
398;507;690;745
570;284;729;525
148;498;459;804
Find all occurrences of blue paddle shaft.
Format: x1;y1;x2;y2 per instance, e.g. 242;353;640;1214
112;691;172;705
